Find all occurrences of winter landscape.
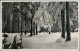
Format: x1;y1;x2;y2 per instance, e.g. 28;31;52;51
2;2;78;49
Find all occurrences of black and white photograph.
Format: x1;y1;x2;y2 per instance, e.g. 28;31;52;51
2;2;78;49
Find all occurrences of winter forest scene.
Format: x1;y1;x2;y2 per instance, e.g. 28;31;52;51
2;2;78;49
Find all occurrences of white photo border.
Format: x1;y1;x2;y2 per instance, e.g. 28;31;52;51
0;0;79;51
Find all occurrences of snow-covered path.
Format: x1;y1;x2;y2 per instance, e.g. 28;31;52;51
22;32;78;49
2;32;78;49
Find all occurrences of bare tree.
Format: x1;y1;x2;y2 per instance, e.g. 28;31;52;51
66;2;71;41
61;9;65;38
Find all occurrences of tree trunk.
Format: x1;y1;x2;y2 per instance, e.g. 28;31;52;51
30;18;33;36
4;26;5;34
12;13;18;33
20;4;23;48
7;16;10;33
33;22;35;35
25;14;27;34
18;16;19;33
61;9;65;38
36;24;38;35
66;2;71;41
21;16;22;35
21;4;23;36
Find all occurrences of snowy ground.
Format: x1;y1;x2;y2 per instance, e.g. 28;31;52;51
2;32;78;49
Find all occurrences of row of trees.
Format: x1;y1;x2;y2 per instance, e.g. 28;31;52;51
2;2;78;34
2;2;40;34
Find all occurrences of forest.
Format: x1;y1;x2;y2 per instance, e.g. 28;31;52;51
2;2;78;33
